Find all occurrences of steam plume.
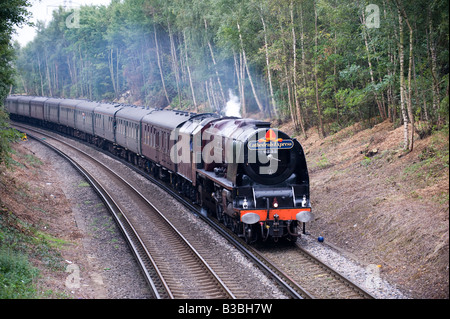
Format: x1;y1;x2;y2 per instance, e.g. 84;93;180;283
225;89;241;118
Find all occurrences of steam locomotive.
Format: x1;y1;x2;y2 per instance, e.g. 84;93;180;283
4;95;313;243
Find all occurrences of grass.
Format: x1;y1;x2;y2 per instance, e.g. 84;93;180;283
314;153;331;169
0;249;39;299
77;181;90;188
404;145;449;183
7;150;43;170
402;127;449;184
0;208;65;298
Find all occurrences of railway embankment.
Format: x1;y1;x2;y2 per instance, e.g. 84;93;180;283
0;140;151;299
279;119;449;298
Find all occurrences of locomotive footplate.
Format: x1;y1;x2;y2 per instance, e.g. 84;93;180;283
238;208;313;240
239;208;312;223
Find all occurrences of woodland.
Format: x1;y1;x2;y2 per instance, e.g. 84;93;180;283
4;0;450;152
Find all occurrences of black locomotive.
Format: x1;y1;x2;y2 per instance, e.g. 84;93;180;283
4;95;313;243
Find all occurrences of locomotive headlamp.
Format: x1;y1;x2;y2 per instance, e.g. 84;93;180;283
302;195;307;207
273;197;279;208
242;198;249;209
241;213;260;225
296;210;315;223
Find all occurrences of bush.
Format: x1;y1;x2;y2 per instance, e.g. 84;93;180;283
0;107;22;168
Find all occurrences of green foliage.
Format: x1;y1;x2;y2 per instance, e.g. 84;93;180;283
1;0;31;167
7;0;450;134
0;249;39;299
0;108;23;167
0;204;66;298
1;1;31;99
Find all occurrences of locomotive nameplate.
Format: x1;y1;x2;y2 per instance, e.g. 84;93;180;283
247;129;294;151
247;139;294;150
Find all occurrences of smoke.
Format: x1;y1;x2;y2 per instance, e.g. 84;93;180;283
225;89;241;118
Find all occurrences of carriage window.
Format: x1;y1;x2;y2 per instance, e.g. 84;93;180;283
152;128;155;147
150;127;153;147
166;133;170;152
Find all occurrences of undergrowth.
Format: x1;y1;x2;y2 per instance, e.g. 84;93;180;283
404;126;449;183
1;148;67;298
0;200;68;298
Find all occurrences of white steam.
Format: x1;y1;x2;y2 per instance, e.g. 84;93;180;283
225;89;241;118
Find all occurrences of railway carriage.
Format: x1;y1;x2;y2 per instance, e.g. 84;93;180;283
59;99;81;135
141;109;193;177
44;98;62;128
29;97;47;125
5;95;19;115
114;106;151;163
74;101;97;137
16;96;33;119
92;102;122;146
174;113;219;186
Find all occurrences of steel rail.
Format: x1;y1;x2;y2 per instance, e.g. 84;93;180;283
14;123;236;299
294;244;375;299
19;129;169;299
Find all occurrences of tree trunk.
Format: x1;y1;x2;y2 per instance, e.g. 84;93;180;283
284;62;296;125
45;50;53;97
291;1;306;137
237;21;264;114
428;8;440;125
232;49;244;117
183;29;197;112
37;54;44;96
109;48;117;98
398;7;409;150
397;0;415;151
154;23;170;106
361;10;386;120
300;2;309;136
260;11;277;118
168;19;182;109
240;52;246;117
204;18;226;110
116;47;120;96
314;1;325;138
405;14;415;151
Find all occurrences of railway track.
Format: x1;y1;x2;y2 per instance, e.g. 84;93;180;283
255;243;375;299
201;214;374;299
123;155;375;299
13;122;375;299
14;123;235;299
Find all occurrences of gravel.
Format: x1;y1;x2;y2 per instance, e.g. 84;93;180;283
297;234;410;299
